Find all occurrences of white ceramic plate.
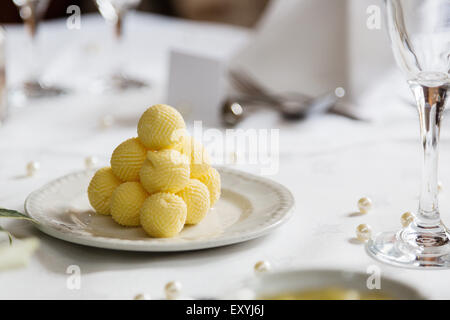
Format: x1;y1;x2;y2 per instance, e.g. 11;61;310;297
25;167;294;252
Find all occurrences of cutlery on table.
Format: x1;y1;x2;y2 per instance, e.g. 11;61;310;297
222;69;364;126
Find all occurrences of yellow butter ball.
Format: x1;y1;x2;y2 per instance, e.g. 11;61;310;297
110;182;148;227
189;138;211;178
111;138;147;182
140;193;187;238
137;104;186;150
139;149;190;194
170;134;191;158
172;136;211;178
87;167;122;215
177;179;210;225
198;167;221;207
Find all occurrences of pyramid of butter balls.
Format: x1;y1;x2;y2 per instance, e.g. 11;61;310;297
87;104;221;238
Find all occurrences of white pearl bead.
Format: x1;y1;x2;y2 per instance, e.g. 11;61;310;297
335;87;346;98
134;293;151;300
84;156;98;169
438;181;443;192
401;212;414;227
26;161;40;176
357;197;372;214
165;281;182;300
356;224;372;242
99;115;115;129
254;260;271;274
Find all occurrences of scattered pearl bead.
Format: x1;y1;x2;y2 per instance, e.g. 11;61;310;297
26;161;40;176
254;260;271;274
438;181;443;192
134;293;151;300
356;224;372;242
335;87;346;98
99;114;115;129
357;197;372;214
401;212;414;227
84;156;98;169
165;281;182;300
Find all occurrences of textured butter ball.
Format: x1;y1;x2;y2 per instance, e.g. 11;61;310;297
111;138;147;182
139;149;190;194
177;179;210;225
188;137;211;178
137;104;186;150
140;193;187;238
110;182;148;226
170;134;191;158
87;167;122;215
172;136;211;177
198;167;221;207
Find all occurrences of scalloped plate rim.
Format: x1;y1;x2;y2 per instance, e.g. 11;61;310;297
24;166;295;252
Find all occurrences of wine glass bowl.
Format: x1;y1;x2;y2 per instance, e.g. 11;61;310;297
386;0;450;78
13;0;48;38
366;0;450;268
95;0;141;22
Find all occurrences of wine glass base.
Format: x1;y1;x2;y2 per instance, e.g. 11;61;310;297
92;73;148;93
366;225;450;269
20;81;67;98
10;81;67;107
9;81;68;108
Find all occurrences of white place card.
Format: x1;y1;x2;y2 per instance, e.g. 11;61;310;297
167;49;227;127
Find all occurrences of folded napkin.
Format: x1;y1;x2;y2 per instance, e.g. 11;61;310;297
231;0;394;104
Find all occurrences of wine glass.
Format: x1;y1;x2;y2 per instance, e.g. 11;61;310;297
367;0;450;268
93;0;147;92
11;0;67;101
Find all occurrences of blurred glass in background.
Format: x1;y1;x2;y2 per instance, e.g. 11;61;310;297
0;0;270;27
10;0;67;103
92;0;148;92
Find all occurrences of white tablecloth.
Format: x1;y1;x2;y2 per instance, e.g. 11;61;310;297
1;13;450;300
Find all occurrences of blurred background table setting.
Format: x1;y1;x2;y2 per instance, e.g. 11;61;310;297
0;0;450;300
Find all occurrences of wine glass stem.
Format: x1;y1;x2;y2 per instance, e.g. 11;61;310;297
23;4;40;82
114;12;123;40
28;33;40;82
412;81;448;228
113;11;125;74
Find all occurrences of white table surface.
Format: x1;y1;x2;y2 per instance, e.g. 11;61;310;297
1;13;450;300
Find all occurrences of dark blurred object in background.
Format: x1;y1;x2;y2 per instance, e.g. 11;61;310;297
171;0;269;27
0;0;270;27
0;0;89;22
